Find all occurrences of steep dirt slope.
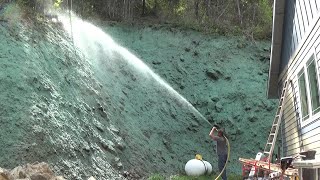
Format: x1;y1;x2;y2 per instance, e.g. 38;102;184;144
105;24;277;174
1;5;228;179
0;3;277;180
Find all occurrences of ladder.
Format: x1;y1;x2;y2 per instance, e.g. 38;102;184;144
289;80;304;152
263;80;289;161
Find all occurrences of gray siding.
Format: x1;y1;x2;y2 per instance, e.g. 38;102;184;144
279;15;320;158
280;0;320;72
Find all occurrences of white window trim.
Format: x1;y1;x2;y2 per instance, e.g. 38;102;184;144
297;70;309;120
295;47;320;127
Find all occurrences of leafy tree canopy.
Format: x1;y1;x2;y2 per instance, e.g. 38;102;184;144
15;0;273;39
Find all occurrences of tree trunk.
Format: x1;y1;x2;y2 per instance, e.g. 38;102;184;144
122;0;127;20
194;0;200;20
142;0;146;16
205;0;211;17
216;2;229;22
128;0;131;20
252;3;257;25
235;0;242;25
153;0;159;16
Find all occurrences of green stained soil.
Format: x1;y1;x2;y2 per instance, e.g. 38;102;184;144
0;4;276;179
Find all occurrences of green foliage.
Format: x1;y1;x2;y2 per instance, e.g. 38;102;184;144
139;0;273;39
228;173;244;180
173;1;187;16
252;0;272;39
147;174;243;180
16;0;56;14
53;0;62;9
259;0;273;24
14;0;273;39
148;174;166;180
16;0;35;9
170;175;215;180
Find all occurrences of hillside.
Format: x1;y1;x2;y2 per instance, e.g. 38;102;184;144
0;4;276;179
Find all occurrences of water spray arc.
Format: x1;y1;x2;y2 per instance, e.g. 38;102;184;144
65;0;73;43
58;13;209;124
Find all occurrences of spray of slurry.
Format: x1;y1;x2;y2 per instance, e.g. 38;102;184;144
58;12;211;125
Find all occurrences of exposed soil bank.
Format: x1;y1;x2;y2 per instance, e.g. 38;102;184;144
0;4;275;179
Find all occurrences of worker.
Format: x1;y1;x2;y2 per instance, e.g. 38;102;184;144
209;125;228;180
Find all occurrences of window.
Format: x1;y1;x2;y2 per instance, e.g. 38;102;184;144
307;59;320;114
298;70;310;121
297;55;320;122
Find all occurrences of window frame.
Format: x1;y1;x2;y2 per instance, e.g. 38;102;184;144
296;48;320;127
306;57;320;114
297;69;310;121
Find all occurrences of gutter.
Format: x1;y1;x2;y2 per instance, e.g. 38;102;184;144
267;0;286;99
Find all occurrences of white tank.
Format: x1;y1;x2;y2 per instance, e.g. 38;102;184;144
185;159;212;176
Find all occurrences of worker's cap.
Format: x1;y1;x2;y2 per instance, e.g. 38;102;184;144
213;124;220;129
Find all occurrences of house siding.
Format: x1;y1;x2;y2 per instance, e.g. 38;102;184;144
279;14;320;159
281;80;302;156
280;0;320;72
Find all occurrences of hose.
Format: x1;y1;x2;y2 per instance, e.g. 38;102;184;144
214;135;230;180
190;111;231;179
203;120;231;179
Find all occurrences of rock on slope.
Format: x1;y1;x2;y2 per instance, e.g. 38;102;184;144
0;163;64;180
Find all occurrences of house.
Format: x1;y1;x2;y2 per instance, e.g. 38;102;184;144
268;0;320;179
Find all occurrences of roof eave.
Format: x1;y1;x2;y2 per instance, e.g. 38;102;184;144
267;0;286;99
